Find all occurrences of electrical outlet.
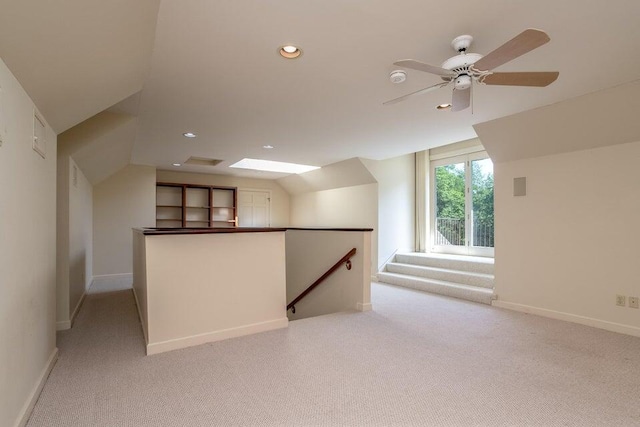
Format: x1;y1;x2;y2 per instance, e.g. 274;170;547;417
629;297;639;309
616;295;626;307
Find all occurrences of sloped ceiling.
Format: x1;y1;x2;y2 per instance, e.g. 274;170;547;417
475;80;640;163
0;0;159;133
2;1;640;179
278;158;377;195
131;0;640;175
58;111;137;185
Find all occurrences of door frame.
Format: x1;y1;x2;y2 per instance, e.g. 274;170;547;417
429;151;494;257
237;188;272;227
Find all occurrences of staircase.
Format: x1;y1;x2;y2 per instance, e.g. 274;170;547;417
377;253;495;305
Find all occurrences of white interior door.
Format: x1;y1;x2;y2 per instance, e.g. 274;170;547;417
238;190;270;227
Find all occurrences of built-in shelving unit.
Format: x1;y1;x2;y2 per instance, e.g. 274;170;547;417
156;183;237;228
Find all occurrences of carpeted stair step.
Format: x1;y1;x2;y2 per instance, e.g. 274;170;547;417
376;272;494;305
385;262;494;289
395;253;494;275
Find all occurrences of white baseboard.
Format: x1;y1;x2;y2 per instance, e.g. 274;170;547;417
89;273;133;294
357;302;373;312
56;291;86;331
146;317;289;356
492;300;640;338
70;292;85;327
15;347;58;427
56;320;71;331
132;286;148;345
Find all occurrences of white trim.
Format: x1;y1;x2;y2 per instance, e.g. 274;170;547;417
371;274;379;282
14;347;58;427
428;137;484;161
56;320;71;331
378;248;399;272
146;317;289;355
357;302;373;312
428;146;484;161
492;300;640;338
70;292;85;327
237;188;272;227
132;286;148;345
56;291;86;331
429;151;495;258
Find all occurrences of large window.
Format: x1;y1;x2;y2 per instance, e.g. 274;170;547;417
431;152;494;257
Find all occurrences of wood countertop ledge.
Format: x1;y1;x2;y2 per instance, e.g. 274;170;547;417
135;227;373;235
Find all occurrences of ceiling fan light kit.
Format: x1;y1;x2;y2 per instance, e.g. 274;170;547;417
384;28;560;112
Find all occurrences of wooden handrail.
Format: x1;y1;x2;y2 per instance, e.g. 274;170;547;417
287;248;357;314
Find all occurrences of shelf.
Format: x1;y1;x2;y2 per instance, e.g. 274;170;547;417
156;183;237;229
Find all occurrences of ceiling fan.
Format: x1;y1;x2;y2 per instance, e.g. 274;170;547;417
384;29;559;111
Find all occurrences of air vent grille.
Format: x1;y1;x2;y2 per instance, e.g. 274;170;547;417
184;157;223;167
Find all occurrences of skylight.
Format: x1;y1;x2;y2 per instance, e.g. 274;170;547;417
229;158;320;174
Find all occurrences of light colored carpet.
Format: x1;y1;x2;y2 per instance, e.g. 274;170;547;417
28;283;640;426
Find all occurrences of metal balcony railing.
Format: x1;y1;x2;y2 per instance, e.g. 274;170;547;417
435;217;494;248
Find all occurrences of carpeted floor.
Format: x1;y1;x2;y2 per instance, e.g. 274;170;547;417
28;283;640;426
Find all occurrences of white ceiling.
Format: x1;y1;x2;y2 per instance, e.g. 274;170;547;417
2;0;640;178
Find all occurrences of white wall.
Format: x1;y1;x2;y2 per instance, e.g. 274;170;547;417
493;140;640;336
135;231;288;355
361;154;415;270
93;164;156;277
157;170;290;227
0;59;58;427
56;155;93;329
286;230;372;320
67;158;92;321
289;183;378;274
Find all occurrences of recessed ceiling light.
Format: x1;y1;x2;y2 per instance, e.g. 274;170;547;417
436;103;452;110
172;163;182;167
183;132;197;138
279;45;302;59
263;145;274;149
230;158;319;174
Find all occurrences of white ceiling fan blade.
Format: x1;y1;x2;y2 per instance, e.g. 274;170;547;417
481;71;559;87
394;60;456;77
473;29;551;72
451;87;471;112
383;81;450;106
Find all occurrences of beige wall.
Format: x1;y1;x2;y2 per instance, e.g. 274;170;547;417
287;155;415;276
289;183;378;274
67;158;92;322
57;155;94;329
0;59;58;427
134;231;288;354
493;140;640;336
157;170;290;227
362;154;415;270
286;230;372;320
93;164;156;276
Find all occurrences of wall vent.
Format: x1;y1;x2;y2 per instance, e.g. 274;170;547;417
184;156;223;167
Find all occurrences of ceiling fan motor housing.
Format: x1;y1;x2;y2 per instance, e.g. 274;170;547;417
441;52;483;74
